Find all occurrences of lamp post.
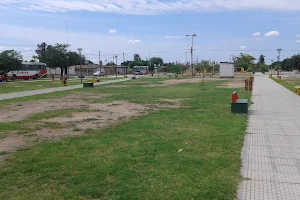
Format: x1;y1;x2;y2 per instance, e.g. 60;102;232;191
271;60;273;75
77;48;83;83
186;34;197;76
115;55;118;79
277;49;282;78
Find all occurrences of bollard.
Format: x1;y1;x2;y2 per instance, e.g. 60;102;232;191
232;91;238;103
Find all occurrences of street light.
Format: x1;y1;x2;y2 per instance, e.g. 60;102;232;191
186;34;197;76
271;59;273;75
77;48;83;83
277;49;282;78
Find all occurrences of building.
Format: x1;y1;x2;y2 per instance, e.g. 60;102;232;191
104;66;131;75
220;62;235;78
134;66;149;74
47;64;103;76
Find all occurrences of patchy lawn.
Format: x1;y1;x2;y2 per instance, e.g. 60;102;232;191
0;77;249;199
0;77;122;94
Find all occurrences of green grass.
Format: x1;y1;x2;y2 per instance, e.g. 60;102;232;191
0;77;122;94
0;78;249;199
274;78;300;92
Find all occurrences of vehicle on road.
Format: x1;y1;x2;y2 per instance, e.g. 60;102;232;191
134;71;143;75
93;71;101;77
6;62;47;80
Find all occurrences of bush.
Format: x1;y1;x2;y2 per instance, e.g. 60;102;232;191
259;64;269;73
247;67;253;72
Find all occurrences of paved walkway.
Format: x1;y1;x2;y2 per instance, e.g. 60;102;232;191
0;78;132;101
239;73;300;199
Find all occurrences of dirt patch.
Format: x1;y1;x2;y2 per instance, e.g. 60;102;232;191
0;99;183;161
143;78;230;88
0;93;109;123
217;80;245;88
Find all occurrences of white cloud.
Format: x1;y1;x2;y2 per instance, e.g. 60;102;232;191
0;46;6;50
297;34;300;38
23;47;31;50
2;0;300;15
128;39;141;44
265;31;280;37
240;45;247;49
253;32;261;37
295;40;300;43
165;36;183;39
108;29;117;34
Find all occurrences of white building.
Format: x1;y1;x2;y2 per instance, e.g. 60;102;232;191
220;62;235;78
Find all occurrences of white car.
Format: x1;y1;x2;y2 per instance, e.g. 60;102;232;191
93;71;101;77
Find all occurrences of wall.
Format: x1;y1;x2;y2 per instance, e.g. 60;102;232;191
220;63;234;78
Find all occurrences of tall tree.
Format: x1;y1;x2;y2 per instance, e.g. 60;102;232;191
0;50;23;81
258;55;265;65
150;57;164;66
133;54;141;61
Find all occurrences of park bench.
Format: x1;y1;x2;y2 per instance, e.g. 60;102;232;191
295;86;300;95
231;91;248;114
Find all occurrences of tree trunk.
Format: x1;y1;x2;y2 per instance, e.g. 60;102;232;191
60;68;63;77
64;68;68;75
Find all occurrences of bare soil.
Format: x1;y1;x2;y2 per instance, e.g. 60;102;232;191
0;99;184;161
217;80;245;88
0;93;108;123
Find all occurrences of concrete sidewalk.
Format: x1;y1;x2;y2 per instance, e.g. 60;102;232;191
238;73;300;199
0;78;132;101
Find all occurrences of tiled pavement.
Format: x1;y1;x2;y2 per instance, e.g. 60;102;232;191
0;77;133;101
238;73;300;199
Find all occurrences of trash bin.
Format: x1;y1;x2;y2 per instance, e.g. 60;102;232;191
83;82;94;88
245;79;253;91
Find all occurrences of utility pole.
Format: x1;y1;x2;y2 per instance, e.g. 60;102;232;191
77;48;83;83
99;51;101;77
123;52;125;74
186;34;197;76
115;55;118;79
277;49;282;78
297;54;300;73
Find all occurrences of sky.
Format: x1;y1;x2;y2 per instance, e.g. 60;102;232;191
1;0;300;64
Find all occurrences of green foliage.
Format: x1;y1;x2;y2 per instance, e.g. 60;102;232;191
196;60;219;72
280;54;299;71
234;53;256;70
167;65;182;74
133;53;141;61
258;64;269;73
247;67;253;72
35;43;85;69
258;54;265;65
0;50;23;74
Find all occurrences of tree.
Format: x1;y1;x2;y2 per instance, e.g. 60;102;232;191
258;64;269;73
106;61;115;66
35;43;85;77
0;50;23;81
258;55;265;65
234;53;256;70
150;57;163;66
133;54;141;61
